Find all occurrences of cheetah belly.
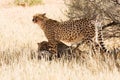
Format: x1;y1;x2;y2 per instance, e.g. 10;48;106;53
60;34;84;45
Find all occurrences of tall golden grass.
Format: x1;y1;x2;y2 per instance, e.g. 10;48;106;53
0;0;120;80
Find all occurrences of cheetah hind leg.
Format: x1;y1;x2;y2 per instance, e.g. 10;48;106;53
73;40;85;50
48;41;59;59
91;41;100;55
85;39;100;55
71;39;99;57
68;40;84;55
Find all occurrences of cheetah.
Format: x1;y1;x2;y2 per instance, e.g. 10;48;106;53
37;41;70;59
32;13;108;54
37;41;70;55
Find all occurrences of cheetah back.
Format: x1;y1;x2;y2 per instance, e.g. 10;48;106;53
54;19;95;43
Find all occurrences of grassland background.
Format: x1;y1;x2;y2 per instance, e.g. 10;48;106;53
0;0;120;80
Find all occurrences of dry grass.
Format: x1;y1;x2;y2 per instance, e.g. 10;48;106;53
0;0;120;80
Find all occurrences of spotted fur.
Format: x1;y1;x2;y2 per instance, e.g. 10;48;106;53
33;13;108;54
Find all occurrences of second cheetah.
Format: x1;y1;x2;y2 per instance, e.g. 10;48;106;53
32;13;108;54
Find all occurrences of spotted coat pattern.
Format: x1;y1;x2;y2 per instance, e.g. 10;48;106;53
33;13;107;54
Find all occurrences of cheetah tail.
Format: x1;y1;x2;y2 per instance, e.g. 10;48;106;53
96;21;110;54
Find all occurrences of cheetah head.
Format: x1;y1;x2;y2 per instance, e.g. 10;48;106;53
37;41;49;51
32;13;47;24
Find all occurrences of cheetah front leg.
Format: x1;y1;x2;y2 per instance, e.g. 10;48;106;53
48;40;58;55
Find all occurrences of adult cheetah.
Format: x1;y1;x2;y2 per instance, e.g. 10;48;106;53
32;13;108;54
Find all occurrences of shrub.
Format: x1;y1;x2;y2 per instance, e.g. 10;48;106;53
64;0;120;23
14;0;43;6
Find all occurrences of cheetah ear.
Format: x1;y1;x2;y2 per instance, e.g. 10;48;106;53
42;13;46;17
